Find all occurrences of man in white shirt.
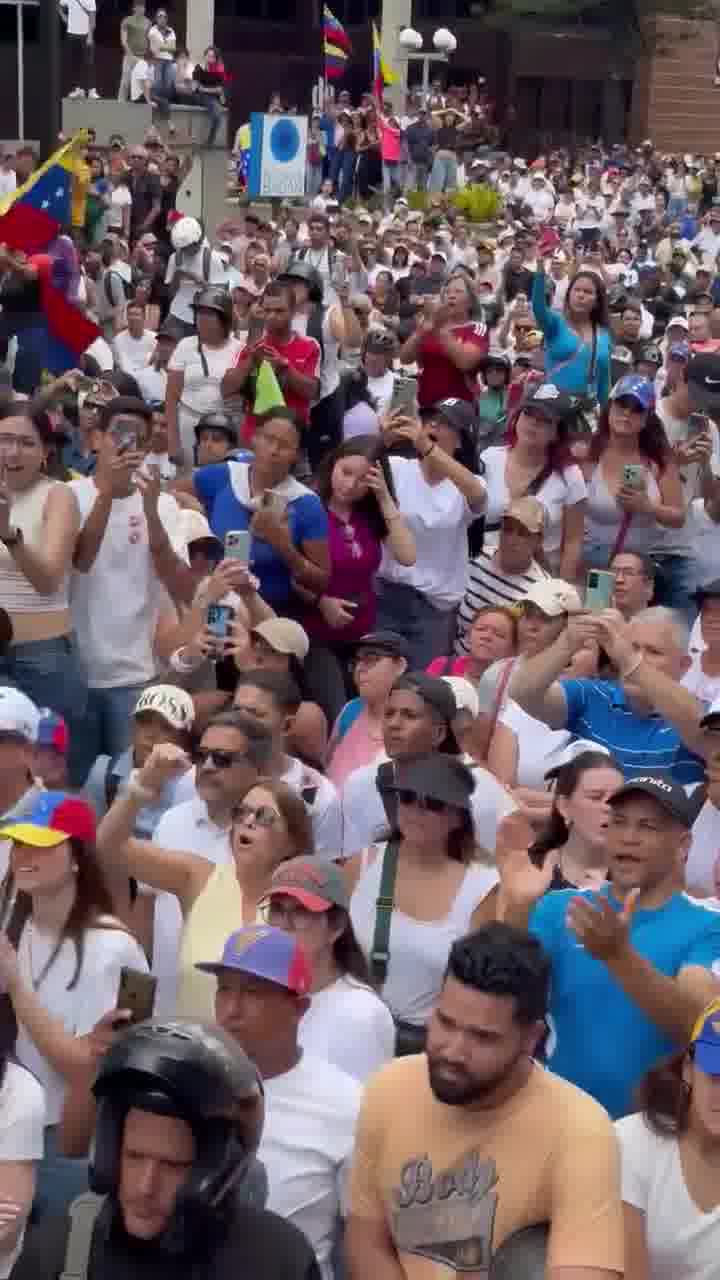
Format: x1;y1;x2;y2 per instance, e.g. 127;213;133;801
199;925;361;1280
69;396;192;782
165;218;229;336
686;698;720;896
113;301;157;377
61;0;98;99
135;320;181;404
692;209;720;265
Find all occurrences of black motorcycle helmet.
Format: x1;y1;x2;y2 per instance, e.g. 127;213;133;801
277;260;324;305
194;410;238;446
192;286;233;334
90;1020;264;1254
636;343;662;369
479;351;512;384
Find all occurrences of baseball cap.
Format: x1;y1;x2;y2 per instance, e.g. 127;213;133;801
522;578;582;617
521;383;577;423
688;353;720;412
669;341;690;362
252;619;309;661
667;315;689;331
195;924;312;994
0;791;96;848
610;375;656;411
355;630;410;660
503;496;545;535
0;688;40;743
267;857;349;911
692;579;720;607
392;753;475;811
442;676;480;719
398;673;457;727
690;998;720;1075
37;710;69;756
607;773;693;827
133;684;195;732
430;398;478;438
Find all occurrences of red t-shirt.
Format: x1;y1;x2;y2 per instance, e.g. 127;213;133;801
417;321;489;409
240;331;321;442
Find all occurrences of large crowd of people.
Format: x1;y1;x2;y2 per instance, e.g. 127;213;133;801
4;35;720;1279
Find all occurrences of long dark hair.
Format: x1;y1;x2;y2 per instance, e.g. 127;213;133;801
635;1049;691;1138
1;838;126;990
315;434;397;541
528;751;622;864
590;403;674;472
505;401;576;476
564;269;609;329
327;906;377;987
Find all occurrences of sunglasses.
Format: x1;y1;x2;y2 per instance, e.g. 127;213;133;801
232;803;281;828
395;788;452;814
194;747;247;770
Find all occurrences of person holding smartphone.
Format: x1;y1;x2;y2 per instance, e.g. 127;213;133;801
532;239;612;410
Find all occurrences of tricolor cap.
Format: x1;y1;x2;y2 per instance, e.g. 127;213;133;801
610;374;655;411
0;791;96;848
195;924;312;994
268;857;349;912
690;997;720;1076
37;710;69;756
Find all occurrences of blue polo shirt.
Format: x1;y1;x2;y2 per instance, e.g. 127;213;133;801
194;462;328;607
530;886;720;1118
561;677;705;784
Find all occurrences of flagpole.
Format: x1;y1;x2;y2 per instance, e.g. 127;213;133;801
38;0;62;161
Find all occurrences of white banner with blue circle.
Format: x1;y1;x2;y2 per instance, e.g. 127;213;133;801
247;113;308;198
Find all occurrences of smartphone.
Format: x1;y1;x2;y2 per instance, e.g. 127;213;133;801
688;413;709;440
207;603;235;641
584;569;615;612
623;463;646;490
116;967;157;1027
110;417;138;454
224;529;251;562
389;376;418;416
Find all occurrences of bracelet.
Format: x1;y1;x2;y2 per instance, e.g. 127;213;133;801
127;771;161;805
620;654;643;680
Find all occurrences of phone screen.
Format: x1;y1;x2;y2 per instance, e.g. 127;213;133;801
116;967;157;1026
207;603;234;640
688;413;709;440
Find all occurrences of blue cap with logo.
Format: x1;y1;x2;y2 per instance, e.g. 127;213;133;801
610;374;655;411
195;924;312;994
691;998;720;1076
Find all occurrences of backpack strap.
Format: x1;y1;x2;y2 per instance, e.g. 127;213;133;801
60;1192;105;1280
202;245;211;282
370;839;400;986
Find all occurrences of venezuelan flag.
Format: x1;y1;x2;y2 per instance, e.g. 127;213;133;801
372;22;398;101
324;5;352;81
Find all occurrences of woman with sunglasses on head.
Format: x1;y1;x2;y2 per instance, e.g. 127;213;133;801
584;376;685;589
615;998;720;1280
344;752;499;1055
481;382;587;582
533;240;612;407
97;739;313;1021
260;857;395;1082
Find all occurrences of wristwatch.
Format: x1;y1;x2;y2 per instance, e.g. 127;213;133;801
1;527;23;548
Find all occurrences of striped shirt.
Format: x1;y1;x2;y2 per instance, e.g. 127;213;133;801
561;678;705;784
455;551;549;656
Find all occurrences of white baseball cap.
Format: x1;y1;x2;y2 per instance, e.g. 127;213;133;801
442;677;480;720
0;688;40;743
522;579;583;618
134;685;195;732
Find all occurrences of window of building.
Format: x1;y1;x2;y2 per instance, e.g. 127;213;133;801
265;0;297;18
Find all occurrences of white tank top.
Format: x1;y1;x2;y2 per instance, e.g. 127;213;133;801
0;478;70;612
349;847;497;1026
584;460;661;555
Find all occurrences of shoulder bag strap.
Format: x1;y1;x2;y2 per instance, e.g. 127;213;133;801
60;1193;106;1280
370;839;400;986
196;339;209;379
481;657;516;760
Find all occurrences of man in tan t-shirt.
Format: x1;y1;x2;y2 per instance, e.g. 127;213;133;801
346;923;623;1280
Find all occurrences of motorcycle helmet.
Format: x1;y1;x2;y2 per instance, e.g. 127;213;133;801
191;286;233;332
277;260;324;304
194;410;238;446
90;1020;264;1254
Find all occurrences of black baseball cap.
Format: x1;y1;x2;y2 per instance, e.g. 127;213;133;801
355;631;410;660
430;398;478;439
688;353;720;413
521;383;578;423
397;673;457;724
392;753;475;812
693;579;720;606
608;774;693;827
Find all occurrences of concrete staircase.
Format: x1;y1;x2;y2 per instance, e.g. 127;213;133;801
632;16;720;152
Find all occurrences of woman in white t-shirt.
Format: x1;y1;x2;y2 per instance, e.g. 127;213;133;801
481;382;587;580
616;998;720;1280
0;793;148;1217
0;1060;44;1278
105;175;132;238
376;404;487;669
261;856;395;1082
165;288;241;465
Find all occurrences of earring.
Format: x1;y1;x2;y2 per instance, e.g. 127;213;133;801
72;863;79;873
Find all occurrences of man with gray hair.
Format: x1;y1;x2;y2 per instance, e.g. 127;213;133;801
509;605;706;783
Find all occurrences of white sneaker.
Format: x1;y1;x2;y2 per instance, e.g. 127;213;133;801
68;87;86;98
88;88;100;99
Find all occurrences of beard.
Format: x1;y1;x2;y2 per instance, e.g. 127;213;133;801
427;1055;515;1107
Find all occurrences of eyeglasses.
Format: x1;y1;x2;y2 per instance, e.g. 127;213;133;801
352;650;390;670
194;747;247;771
396;788;452;814
612;566;646;579
231;803;281;828
258;900;317;930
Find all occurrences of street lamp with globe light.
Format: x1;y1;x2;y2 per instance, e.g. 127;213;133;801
398;24;457;105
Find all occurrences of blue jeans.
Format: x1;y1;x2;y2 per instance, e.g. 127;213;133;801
382;162;399;206
375;580;457;671
0;633;87;773
32;1127;88;1222
195;90;222;144
71;682;146;788
429;150;458;193
153;59;175;98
